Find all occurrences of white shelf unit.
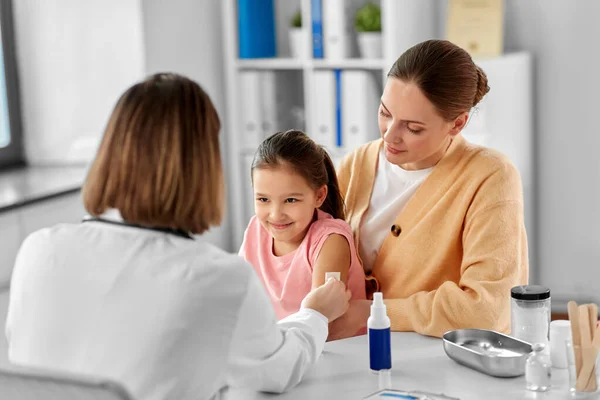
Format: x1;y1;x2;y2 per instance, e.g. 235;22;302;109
236;58;303;70
221;0;444;249
312;58;386;70
236;58;387;71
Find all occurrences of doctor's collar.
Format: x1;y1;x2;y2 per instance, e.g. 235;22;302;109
82;210;194;240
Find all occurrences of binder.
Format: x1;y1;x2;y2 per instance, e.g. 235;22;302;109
312;70;337;149
238;71;263;150
259;71;278;138
311;0;324;58
382;0;436;57
322;0;350;59
330;152;345;172
341;70;380;151
334;69;343;148
238;0;276;58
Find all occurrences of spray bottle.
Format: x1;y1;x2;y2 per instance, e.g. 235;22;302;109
368;292;391;374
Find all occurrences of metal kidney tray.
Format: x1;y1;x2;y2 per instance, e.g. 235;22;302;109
442;329;532;378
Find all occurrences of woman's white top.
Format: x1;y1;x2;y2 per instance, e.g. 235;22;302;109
359;149;433;273
5;216;328;400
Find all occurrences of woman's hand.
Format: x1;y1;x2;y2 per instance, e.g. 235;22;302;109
301;278;351;322
327;299;371;341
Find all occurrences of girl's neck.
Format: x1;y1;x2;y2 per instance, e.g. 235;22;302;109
272;239;303;257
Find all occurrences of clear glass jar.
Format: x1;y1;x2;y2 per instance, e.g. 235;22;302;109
511;285;551;347
526;343;551;392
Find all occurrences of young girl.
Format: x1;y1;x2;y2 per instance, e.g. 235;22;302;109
239;130;366;321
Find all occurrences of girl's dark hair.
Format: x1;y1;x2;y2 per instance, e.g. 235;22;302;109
388;39;490;121
252;130;345;220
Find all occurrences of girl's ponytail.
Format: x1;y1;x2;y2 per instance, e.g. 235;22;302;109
318;150;345;220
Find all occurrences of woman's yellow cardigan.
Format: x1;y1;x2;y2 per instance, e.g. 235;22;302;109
337;135;529;337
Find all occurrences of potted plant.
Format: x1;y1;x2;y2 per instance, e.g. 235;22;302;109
354;2;382;59
288;10;306;59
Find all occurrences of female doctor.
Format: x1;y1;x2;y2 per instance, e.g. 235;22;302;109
5;73;351;400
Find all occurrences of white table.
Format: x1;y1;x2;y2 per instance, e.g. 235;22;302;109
224;332;575;400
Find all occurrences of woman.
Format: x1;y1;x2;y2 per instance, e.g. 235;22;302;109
5;73;351;400
330;40;529;339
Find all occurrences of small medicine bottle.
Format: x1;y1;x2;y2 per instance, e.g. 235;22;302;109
526;343;551;392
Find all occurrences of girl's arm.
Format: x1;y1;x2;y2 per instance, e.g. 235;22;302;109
311;234;351;288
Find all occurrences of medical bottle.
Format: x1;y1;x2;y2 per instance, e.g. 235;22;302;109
368;292;391;372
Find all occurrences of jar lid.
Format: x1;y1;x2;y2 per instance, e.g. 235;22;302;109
511;285;551;300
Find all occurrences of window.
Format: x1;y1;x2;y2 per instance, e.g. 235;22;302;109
0;0;23;168
0;32;11;148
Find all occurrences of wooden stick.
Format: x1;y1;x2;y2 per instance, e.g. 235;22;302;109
577;305;591;391
578;346;599;392
589;303;598;338
593;322;600;349
593;320;600;391
569;301;583;379
588;304;599;392
577;305;597;392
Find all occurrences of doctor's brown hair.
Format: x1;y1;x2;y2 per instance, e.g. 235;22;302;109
388;39;490;121
83;73;223;234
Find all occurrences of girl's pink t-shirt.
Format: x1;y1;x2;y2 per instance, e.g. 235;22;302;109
239;210;366;320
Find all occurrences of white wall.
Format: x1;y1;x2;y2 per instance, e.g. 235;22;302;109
437;0;600;305
11;0;231;250
141;0;232;251
12;0;145;165
502;0;600;305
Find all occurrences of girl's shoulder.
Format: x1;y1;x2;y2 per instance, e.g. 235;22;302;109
306;211;354;243
305;211;357;266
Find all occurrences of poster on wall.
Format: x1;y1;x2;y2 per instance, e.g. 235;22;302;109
446;0;504;58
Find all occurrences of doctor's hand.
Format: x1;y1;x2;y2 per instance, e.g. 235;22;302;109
327;299;370;342
301;278;351;322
